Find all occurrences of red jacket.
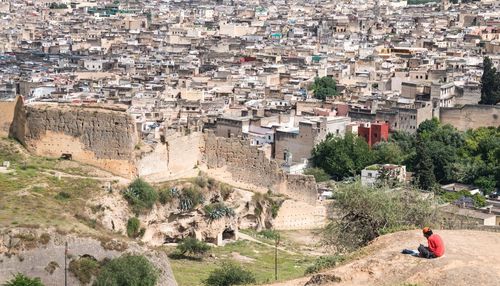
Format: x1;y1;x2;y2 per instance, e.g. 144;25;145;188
428;234;445;257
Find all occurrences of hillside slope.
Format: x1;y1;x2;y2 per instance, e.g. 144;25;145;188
268;230;500;286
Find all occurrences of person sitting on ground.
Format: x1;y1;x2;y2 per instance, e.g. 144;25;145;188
418;227;445;259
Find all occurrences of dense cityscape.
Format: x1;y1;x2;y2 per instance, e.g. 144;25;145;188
0;0;499;285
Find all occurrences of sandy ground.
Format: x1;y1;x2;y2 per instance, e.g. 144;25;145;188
266;230;500;286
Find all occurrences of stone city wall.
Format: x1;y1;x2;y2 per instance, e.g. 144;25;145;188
203;132;317;205
138;131;203;181
273;200;327;230
440;104;500;131
10;103;138;177
0;97;18;137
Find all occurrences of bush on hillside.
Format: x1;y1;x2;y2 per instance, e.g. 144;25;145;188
305;255;345;274
68;256;100;285
179;187;204;212
203;203;235;221
123;179;158;214
176;237;211;257
3;273;44;286
203;262;256;286
323;182;436;252
94;255;158;286
303;168;330;182
126;217;144;238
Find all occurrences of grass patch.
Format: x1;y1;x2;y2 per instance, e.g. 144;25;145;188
0;137;102;233
165;240;314;286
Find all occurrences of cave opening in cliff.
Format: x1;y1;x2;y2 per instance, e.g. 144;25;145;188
222;228;235;241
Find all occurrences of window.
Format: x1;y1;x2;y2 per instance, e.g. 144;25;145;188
368;173;372;177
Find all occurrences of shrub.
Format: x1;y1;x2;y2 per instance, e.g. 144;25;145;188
323;182;435;252
94;255;158;286
203;203;235;221
195;176;208;188
68;257;100;284
204;262;256;286
303;168;330;182
179;187;204;212
55;191;71;200
123;179;158;214
3;273;44;286
176;237;211;257
305;255;345;274
219;183;234;200
126;217;142;238
258;229;280;240
158;188;177;205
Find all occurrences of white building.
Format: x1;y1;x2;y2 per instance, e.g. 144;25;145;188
361;164;407;187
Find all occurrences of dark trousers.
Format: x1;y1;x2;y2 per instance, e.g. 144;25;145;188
418;244;436;259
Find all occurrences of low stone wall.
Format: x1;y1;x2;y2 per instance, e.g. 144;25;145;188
440;104;500;131
203;132;317;205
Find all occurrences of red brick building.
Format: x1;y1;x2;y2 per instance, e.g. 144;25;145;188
358;122;389;147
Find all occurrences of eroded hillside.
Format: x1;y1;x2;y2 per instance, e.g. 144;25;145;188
267;230;500;286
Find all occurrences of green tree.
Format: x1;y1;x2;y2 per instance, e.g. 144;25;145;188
123;179;158;214
480;57;500;105
176;237;211;257
372;142;404;165
94;255;158;286
310;76;338;101
204;262;256;286
312;133;374;180
414;139;436;190
323;182;435;252
2;274;44;286
474;176;496;195
303;167;330;182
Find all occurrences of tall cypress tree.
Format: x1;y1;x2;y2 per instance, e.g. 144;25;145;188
480;57;500;105
414;139;436;190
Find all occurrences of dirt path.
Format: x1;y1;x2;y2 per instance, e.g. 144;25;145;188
42;169;130;185
238;233;298;255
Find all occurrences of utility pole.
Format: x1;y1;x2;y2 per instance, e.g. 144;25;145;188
274;233;280;281
64;241;68;286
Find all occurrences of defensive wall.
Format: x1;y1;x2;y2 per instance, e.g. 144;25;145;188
137;131;204;181
203;131;318;205
9;102;138;177
440;104;500;131
0;97;18;137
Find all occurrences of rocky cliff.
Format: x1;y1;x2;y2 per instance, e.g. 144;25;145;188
0;228;177;286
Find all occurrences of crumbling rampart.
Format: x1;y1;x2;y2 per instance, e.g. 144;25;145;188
203;132;317;205
10;103;138;177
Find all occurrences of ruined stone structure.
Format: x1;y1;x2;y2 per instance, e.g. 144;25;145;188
9;103;138;177
137;131;203;180
203;131;318;205
440;104;500;131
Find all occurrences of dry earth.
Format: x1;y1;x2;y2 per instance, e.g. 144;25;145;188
266;230;500;286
